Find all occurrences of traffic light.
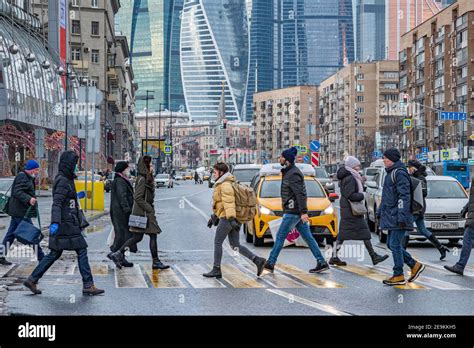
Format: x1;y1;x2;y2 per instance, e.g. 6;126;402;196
223;120;227;129
402;94;409;104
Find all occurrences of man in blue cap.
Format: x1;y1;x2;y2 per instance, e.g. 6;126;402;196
0;159;44;265
264;147;329;274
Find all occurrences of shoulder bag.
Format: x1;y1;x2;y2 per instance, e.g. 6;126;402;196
128;179;148;229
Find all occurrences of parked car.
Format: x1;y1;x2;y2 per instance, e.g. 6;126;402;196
155;174;174;188
231;164;262;186
174;173;184;181
314;167;335;193
0;177;15;216
365;173;467;243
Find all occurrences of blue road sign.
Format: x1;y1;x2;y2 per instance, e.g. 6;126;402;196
422;147;429;154
440;112;467;121
310;140;320;152
372;151;382;158
263;159;269;164
304;156;309;163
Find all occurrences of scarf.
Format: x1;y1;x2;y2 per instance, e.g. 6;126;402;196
345;166;364;193
116;172;131;185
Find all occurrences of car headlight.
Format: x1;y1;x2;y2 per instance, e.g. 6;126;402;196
326;182;334;188
259;205;274;216
323;205;334;215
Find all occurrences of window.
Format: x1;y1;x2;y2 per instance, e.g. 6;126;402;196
91;21;100;36
357;96;364;102
456;30;468;48
91;0;98;7
384;71;399;79
71;47;81;61
91;49;99;63
356;84;364;92
356;74;364;80
383;83;398;90
89;76;99;87
71;20;80;35
71;0;80;6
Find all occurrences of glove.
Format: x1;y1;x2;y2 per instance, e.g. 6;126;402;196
228;218;240;230
49;223;59;236
207;217;213;228
77;191;86;199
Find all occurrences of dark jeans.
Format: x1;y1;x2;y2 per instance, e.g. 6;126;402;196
2;217;44;261
414;215;433;238
30;248;94;288
387;230;417;276
455;227;474;270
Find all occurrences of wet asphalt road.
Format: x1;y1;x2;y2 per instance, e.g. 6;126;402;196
1;180;474;316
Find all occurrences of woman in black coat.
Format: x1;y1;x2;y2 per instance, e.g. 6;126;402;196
23;151;104;296
329;156;388;266
108;161;136;267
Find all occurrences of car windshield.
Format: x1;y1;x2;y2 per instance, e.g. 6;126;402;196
365;168;380;176
0;179;13;191
427;180;467;199
157;174;168;179
314;168;328;179
260;179;325;198
233;169;260;183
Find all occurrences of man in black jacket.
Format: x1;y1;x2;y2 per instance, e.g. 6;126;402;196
264;147;329;274
0;160;44;265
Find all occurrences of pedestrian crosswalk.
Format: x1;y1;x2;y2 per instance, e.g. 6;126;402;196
2;260;473;291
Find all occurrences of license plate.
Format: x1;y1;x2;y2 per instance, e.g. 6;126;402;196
431;222;459;230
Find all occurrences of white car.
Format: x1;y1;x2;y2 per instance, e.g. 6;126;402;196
231;164;262;186
366;174;468;243
174;174;184;181
155;174;174;188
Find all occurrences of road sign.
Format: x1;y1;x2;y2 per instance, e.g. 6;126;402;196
300;146;308;154
310;140;320;152
372;151;382;158
311;152;320;167
263;159;269;165
422;147;429;154
304;155;309;163
442;150;450;160
469;159;474;165
403;118;412;129
164;145;172;155
440;112;467;121
470;135;474;141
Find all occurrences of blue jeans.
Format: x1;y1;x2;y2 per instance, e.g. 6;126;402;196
455;227;474;270
267;213;325;265
2;217;44;261
387;230;417;276
414;215;433;239
29;248;94;288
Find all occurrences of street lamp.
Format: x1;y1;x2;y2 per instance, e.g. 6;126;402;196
136;90;155;157
57;62;77;149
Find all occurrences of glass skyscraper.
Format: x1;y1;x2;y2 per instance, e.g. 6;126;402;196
180;0;249;121
244;0;355;121
355;0;386;61
115;0;185;112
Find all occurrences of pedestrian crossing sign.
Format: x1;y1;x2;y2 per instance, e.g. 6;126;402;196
164;146;172;155
403;118;412;129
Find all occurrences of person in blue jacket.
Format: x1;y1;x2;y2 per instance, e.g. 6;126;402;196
378;148;425;286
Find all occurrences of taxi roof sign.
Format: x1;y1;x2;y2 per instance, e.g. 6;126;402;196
259;163;316;177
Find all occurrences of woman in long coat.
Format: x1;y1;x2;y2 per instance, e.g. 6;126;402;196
329;156;388;266
109;156;169;270
108;161;136;267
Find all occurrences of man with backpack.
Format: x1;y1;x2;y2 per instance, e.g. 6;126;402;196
378;148;425;285
264;147;329;274
203;162;266;278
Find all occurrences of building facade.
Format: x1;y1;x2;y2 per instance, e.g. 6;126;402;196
355;0;386;61
399;0;474;162
318;61;399;171
115;0;186;112
253;86;318;163
180;0;249;121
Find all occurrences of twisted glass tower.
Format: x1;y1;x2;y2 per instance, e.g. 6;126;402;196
180;0;249;121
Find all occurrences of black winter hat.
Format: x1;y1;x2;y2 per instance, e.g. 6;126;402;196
407;159;422;170
114;161;129;174
282;147;298;164
383;148;401;163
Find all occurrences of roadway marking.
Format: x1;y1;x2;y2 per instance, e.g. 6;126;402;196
276;264;345;289
0;264;14;277
45;262;76;276
238;261;307;289
219;264;265;288
114;264;148;288
157;189;209;202
8;263;36;277
266;289;352;316
143;265;186;289
335;264;425;290
91;263;109;276
175;264;225;288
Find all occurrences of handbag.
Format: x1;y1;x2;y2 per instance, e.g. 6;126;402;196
128;181;148;229
77;209;90;229
349;200;367;216
0;183;12;214
13;205;43;245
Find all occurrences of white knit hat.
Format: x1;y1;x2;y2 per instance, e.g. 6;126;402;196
345;156;361;169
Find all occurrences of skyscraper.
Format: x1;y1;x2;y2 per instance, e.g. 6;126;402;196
244;0;355;121
355;0;386;61
180;0;249;121
115;0;185;112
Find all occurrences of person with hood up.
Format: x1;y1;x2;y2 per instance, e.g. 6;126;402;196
108;161;136;267
109;156;169;270
23;151;104;296
329;156;388;266
406;160;450;260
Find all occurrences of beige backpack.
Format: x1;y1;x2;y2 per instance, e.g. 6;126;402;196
231;182;257;223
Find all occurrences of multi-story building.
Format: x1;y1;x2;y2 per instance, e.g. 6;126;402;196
399;0;474;162
115;0;186;112
244;0;355;122
253;86;318;164
180;0;249;121
318;61;399;171
355;0;387;61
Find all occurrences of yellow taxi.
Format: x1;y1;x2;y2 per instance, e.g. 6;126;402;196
184;173;193;180
244;163;339;246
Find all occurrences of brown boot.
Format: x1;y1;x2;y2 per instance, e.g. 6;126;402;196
23;278;42;295
82;285;105;296
382;275;406;286
408;262;425;282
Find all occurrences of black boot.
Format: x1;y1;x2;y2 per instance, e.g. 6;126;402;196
428;235;450;260
371;253;389;266
121;257;134;268
152;258;170;270
253;256;266;276
203;266;222;278
329;257;347;266
0;257;12;266
109;251;124;269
